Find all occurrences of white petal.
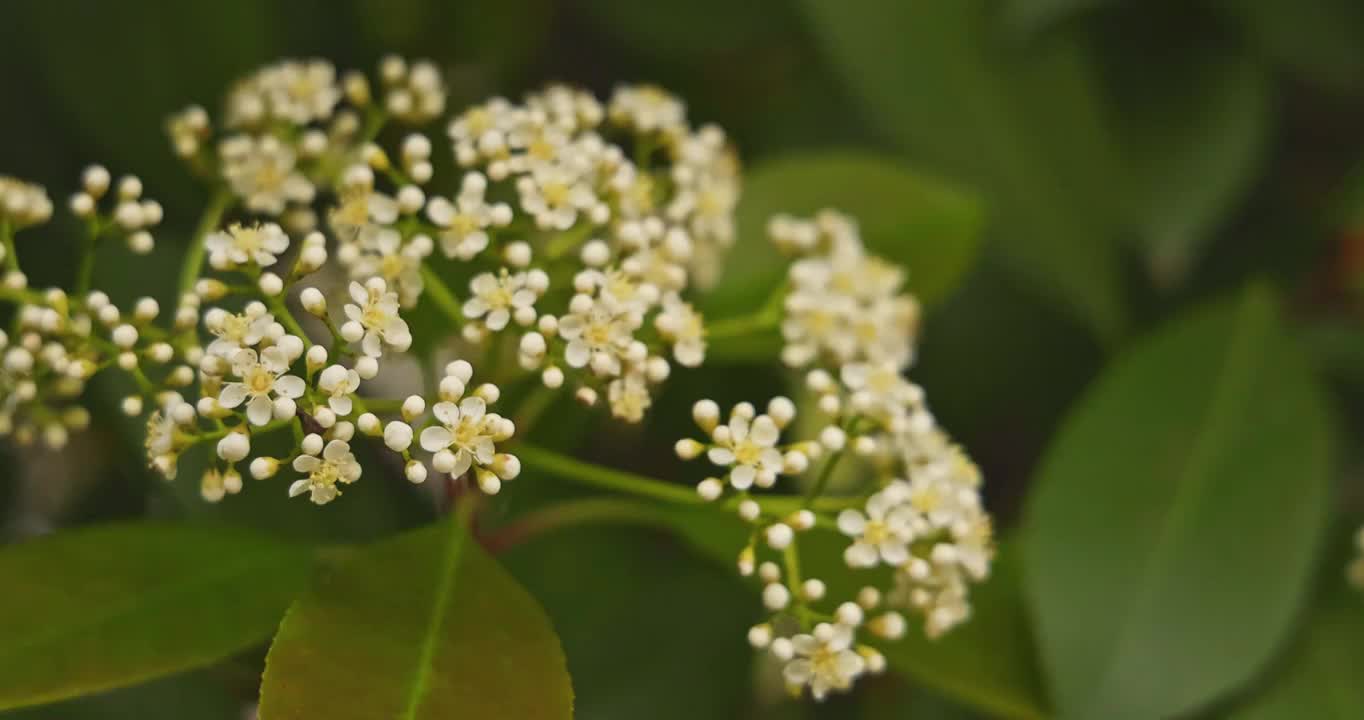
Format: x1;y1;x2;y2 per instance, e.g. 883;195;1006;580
420;426;453;451
218;383;246;409
837;510;867;536
275;374;306;398
247;395;273;426
730;464;755;490
750;416;780;446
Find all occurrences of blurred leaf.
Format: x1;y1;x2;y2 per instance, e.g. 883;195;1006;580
258;513;572;720
800;0;1128;344
1024;285;1335;719
580;0;786;60
1207;0;1364;92
13;1;277;211
658;506;1048;719
1225;543;1364;719
502;525;752;720
1114;51;1274;288
705;150;984;323
0;523;310;711
0;670;241;720
1002;0;1111;34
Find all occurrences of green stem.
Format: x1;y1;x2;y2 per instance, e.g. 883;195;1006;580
517;443;700;505
803;449;846;509
481;497;670;554
0;219;18;273
176;188;234;298
73;227;99;297
419;264;465;329
510;384;558;436
516;443;860;515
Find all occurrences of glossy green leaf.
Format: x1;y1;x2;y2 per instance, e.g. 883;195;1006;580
1208;0;1364;92
658;506;1048;719
1116;52;1273;287
502;525;752;720
1227;570;1364;718
799;0;1127;343
1002;0;1111;34
705;150;984;322
258;513;572;720
1024;285;1335;719
0;523;311;711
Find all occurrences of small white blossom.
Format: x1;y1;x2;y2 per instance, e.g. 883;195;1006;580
219;135;314;215
781;623;866;701
205;223;290;270
707;412;784;490
464;270;541;331
218;347;306;425
342;279;412;357
289;439;362;505
317;364;361;416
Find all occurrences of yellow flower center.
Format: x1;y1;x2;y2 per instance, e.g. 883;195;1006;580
244;365;275;395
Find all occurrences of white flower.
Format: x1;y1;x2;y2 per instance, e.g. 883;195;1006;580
418;396;498;477
516;163;597;231
219;134;314;215
464;270;539;331
330;181;399;242
258;60;341;125
427;173;511;260
782;623;866;701
0;176;53;228
342;279;412;357
707;413;783;490
345;226;426;308
289;439;362;505
653;293;705;367
205;222;290;270
447;97;518;166
557;295;640;375
838;483;916;568
607;371;651;423
778;214;920;369
317;364;361;416
218;347;306;425
206;307;274;358
608;85;686;135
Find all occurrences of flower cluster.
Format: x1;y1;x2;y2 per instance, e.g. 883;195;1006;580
672;209;993;700
1;56;994;708
307;80;734;430
771;210;919;369
0;169;191;451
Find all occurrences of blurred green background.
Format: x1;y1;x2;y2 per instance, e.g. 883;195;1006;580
3;0;1364;718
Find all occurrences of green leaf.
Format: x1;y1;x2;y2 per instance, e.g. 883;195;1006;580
658;506;1048;719
0;523;311;711
1114;51;1273;287
799;0;1128;343
1226;565;1364;718
1023;285;1335;719
705;149;984;321
258;513;573;720
502;526;753;720
1001;0;1111;34
1208;0;1364;93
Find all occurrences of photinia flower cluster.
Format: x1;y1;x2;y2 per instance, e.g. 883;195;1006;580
0;55;996;703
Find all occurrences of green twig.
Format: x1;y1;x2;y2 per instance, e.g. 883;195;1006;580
176;188;234;298
419;264;464;329
481;497;670;554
